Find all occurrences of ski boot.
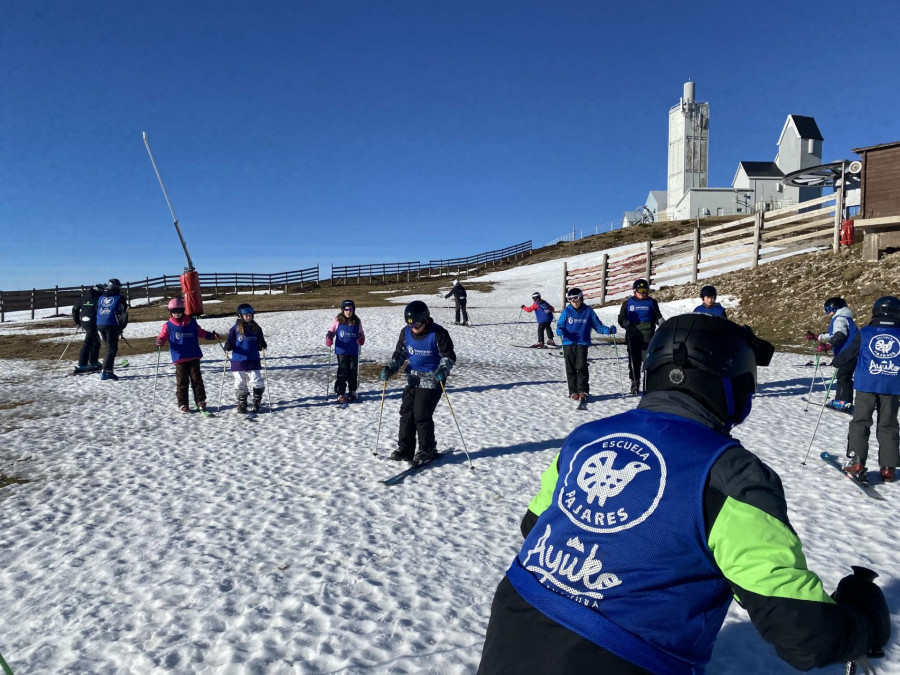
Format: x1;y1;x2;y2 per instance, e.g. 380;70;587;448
881;467;895;482
250;388;264;412
100;371;119;381
390;449;414;462
348;391;358;401
412;447;438;467
629;380;640;396
236;392;248;414
179;405;191;413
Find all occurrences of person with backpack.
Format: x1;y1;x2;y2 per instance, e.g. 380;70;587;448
618;278;664;395
556;287;614;402
521;292;556;347
71;282;105;374
479;314;890;674
694;285;728;318
96;278;129;381
155;298;220;413
223;303;268;414
325;299;365;404
805;296;858;412
380;300;456;466
444;279;469;325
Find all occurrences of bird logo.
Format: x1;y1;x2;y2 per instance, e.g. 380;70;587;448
871;334;900;359
577;451;649;507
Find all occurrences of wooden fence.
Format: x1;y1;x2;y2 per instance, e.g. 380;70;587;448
0;266;320;322
330;240;532;285
564;193;842;306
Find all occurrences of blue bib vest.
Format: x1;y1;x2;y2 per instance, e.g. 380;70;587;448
694;304;726;317
559;306;594;345
829;314;858;356
334;322;360;356
506;409;736;674
404;326;440;372
625;297;656;325
534;300;554;323
854;325;900;395
96;295;124;328
166;319;203;362
231;328;262;363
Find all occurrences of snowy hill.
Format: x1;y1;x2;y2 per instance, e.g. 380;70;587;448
0;255;896;674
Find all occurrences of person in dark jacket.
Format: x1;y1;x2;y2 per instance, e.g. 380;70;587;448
478;314;890;675
380;300;456;466
521;292;556;347
840;296;900;482
71;283;105;374
805;297;858;411
444;279;469;325
618;278;664;395
95;278;129;381
223;303;268;413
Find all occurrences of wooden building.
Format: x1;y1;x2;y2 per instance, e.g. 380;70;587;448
852;140;900;218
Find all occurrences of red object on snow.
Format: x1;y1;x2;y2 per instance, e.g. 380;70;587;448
181;270;204;316
840;219;855;247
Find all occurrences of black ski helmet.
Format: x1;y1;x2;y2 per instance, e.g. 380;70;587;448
643;314;774;428
236;303;254;316
633;278;650;293
107;278;122;291
566;287;583;301
404;300;430;325
532;292;541;300
699;285;717;299
872;296;900;319
823;297;847;314
340;299;356;311
92;283;106;293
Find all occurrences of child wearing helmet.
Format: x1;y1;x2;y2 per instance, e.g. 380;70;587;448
155;297;221;413
223;304;268;413
444;279;469;325
71;283;106;374
521;292;556;347
694;285;728;318
96;278;129;381
556;287;614;402
480;314;890;674
325;300;365;404
805;296;858;411
617;278;664;395
379;300;456;466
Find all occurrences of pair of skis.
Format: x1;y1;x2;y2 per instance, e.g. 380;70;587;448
381;450;453;486
819;452;885;501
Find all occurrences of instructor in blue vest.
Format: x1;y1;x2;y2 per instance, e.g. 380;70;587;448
618;278;664;395
380;300;456;467
479;313;889;674
96;278;129;381
841;296;900;482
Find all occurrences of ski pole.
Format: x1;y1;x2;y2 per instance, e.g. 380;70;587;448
612;334;626;399
325;347;333;400
803;350;821;412
440;380;474;470
356;346;362;394
511;307;523;342
801;368;836;465
151;346;162;409
373;378;387;456
0;646;14;675
262;348;273;412
56;326;82;371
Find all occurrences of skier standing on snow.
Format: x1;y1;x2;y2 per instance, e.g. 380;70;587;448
444;279;469;325
693;285;727;318
556;287;614;402
805;296;858;412
71;283;105;374
521;292;556;347
840;296;900;483
155;298;220;413
223;304;268;414
479;313;890;674
96;278;129;381
380;300;456;466
618;278;664;395
325;299;365;404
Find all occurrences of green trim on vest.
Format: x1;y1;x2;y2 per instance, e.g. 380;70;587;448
527;453;560;517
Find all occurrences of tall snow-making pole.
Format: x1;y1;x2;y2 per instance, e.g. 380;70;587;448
143;132;195;272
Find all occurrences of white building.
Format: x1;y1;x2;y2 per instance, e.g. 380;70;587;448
667;82;709;215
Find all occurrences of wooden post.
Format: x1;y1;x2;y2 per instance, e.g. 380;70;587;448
562;262;568;308
644;241;652;287
0;290;4;322
834;163;846;254
125;281;131;304
214;273;219;298
600;254;608;305
54;285;59;316
146;277;151;306
692;226;700;283
162;274;167;298
752;212;763;268
31;288;35;320
234;273;238;295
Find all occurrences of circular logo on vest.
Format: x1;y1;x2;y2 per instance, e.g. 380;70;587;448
557;432;666;534
237;335;244;343
407;345;415;355
174;332;182;341
567;316;574;325
339;329;345;339
870;334;900;359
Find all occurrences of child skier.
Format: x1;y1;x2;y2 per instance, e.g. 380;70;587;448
380;300;456;466
223;303;268;413
694;285;728;318
618;278;664;395
556;287;614;402
325;299;365;404
155;298;220;413
521;292;556;347
805;296;858;412
96;278;129;381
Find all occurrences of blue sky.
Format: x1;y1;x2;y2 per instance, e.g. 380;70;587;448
2;1;898;291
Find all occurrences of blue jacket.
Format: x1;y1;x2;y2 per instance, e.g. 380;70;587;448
694;303;727;318
556;304;610;346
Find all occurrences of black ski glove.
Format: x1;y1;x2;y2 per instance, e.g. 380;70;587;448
831;566;891;654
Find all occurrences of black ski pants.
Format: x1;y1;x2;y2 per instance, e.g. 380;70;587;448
78;323;101;367
175;359;208;407
334;354;359;395
537;321;553;344
833;358;857;404
563;344;589;396
625;326;652;385
99;329;120;372
397;385;442;458
847;391;900;468
454;299;469;324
